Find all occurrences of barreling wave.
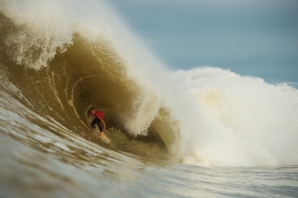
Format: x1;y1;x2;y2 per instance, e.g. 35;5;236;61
1;0;298;167
0;0;180;161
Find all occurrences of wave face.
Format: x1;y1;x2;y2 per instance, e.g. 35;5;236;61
1;0;298;167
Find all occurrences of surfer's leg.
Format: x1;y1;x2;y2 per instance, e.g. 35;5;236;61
96;119;104;137
98;117;105;132
91;118;103;131
91;118;99;130
97;121;103;132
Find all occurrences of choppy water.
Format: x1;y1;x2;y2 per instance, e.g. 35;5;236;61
1;0;298;197
1;123;298;197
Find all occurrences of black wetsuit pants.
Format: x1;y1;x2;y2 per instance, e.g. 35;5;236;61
91;118;103;132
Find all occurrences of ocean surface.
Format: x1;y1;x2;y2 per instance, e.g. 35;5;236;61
1;0;298;197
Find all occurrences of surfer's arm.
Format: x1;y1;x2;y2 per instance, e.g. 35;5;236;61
99;117;107;132
87;110;93;119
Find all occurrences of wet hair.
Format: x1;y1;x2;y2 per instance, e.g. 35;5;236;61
89;107;95;111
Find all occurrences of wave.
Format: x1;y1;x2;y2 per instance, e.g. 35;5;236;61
1;0;298;167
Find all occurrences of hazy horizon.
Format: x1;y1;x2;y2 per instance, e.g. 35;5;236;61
108;0;298;87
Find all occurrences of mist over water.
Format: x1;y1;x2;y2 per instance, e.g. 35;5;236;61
1;0;298;169
172;68;298;166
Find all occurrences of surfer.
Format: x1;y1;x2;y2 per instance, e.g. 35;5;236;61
87;107;107;137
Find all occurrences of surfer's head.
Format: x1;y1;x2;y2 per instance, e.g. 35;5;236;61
89;107;95;115
90;107;95;111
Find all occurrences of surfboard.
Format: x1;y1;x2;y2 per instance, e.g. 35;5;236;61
88;129;112;145
99;133;112;144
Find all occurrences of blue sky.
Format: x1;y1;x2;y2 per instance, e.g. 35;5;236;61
108;0;298;85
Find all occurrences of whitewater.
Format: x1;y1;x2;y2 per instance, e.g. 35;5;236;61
0;0;298;197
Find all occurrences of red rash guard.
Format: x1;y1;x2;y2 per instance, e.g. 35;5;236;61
89;110;105;120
